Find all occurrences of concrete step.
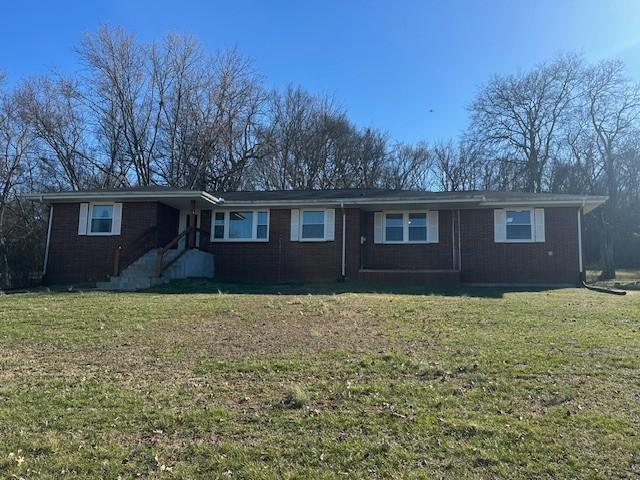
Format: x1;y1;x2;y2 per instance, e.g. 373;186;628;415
97;248;214;291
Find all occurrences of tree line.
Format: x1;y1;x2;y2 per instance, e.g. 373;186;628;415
1;27;639;287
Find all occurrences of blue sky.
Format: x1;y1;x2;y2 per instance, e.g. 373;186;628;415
2;0;640;143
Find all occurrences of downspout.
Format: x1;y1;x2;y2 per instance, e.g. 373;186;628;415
451;210;455;269
341;201;346;280
43;204;54;277
577;203;584;281
457;209;462;272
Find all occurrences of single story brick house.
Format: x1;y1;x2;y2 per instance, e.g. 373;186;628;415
26;188;607;287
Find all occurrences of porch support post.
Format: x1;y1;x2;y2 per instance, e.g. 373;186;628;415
188;199;196;249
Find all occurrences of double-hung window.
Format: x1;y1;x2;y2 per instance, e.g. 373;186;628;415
506;210;532;240
90;204;114;233
385;214;404;241
408;213;427;241
211;210;269;241
78;202;122;236
302;210;325;240
213;212;225;239
256;211;269;239
494;207;545;243
290;208;335;242
378;211;437;243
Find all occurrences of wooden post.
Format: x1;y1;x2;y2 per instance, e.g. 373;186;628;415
188;200;196;249
113;245;122;277
155;248;163;277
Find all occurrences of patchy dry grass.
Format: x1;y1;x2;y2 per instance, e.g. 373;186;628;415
587;268;640;288
0;284;639;478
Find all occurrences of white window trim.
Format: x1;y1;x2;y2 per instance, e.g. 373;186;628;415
87;202;117;236
503;207;535;243
299;209;327;242
382;211;432;244
210;209;270;242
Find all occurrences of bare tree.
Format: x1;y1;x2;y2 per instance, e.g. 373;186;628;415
256;87;348;190
77;26;161;185
384;142;430;190
349;128;389;188
581;59;640;279
470;55;582;192
431;140;485;191
203;50;267;191
17;77;96;190
0;81;32;287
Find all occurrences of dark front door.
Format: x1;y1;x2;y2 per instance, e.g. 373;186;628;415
186;213;198;248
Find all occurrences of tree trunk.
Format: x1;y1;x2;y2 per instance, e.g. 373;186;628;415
598;230;616;280
0;202;7;289
599;147;618;280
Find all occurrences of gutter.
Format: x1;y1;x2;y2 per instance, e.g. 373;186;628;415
219;196;608;210
480;196;608;213
216;198;485;208
24;190;223;205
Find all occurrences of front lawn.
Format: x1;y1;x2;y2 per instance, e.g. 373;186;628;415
587;268;640;290
1;285;639;478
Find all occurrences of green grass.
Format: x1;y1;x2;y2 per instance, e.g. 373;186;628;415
1;284;639;478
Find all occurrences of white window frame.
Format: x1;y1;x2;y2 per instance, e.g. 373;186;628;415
210;209;270;242
382;211;431;244
87;202;116;236
504;208;535;243
300;209;327;242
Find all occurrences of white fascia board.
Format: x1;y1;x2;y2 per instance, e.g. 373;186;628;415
24;191;222;205
217;197;484;208
480;196;608;213
217;196;608;211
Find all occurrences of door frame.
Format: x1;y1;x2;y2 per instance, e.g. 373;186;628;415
178;208;201;249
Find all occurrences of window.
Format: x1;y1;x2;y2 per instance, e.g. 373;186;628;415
290;209;335;242
495;208;544;243
301;210;325;240
79;202;121;236
211;210;269;241
257;211;268;239
408;213;427;241
506;210;532;240
385;213;404;241
229;211;253;239
213;212;225;239
90;204;113;233
379;212;437;243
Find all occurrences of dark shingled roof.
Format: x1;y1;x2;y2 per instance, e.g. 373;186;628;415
34;186;603;202
25;187;607;212
214;188;600;203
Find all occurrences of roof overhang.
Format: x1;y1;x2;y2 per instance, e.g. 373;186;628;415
24;190;222;210
217;194;608;213
216;198;482;208
478;197;608;213
24;190;608;213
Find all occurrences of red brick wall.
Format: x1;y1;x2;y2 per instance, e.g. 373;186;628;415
360;210;455;270
459;207;581;285
200;208;362;282
45;202;178;284
44;202;582;286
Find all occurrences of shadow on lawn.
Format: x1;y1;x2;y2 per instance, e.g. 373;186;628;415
141;278;562;298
